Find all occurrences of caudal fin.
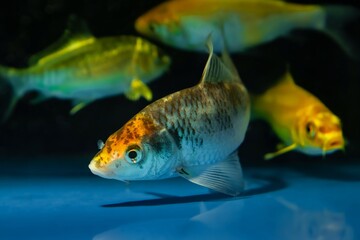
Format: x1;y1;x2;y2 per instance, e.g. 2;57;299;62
324;5;360;59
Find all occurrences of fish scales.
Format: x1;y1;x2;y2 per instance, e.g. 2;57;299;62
146;82;247;165
89;38;250;195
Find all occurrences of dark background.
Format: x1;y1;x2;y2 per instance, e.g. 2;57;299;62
0;0;359;170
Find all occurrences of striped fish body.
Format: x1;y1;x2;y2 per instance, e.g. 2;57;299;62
89;39;250;196
147;81;249;170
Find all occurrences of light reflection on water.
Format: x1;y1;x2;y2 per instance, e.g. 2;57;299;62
92;177;354;240
93;199;353;240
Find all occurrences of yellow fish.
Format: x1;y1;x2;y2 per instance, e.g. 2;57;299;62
251;71;345;160
135;0;357;56
0;16;170;120
89;37;250;196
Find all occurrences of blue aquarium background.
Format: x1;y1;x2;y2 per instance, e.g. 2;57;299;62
0;0;360;239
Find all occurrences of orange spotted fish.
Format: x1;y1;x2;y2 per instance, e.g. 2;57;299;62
89;38;250;196
252;71;345;159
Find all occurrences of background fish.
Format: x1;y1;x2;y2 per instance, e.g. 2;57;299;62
135;0;358;57
89;38;250;196
251;71;345;160
0;16;171;120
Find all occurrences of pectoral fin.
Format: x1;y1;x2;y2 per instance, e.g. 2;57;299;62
176;152;244;196
264;143;297;160
125;78;153;101
70;101;90;115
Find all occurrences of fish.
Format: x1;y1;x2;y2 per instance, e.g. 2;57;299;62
251;71;345;160
0;16;171;120
88;37;250;196
135;0;358;56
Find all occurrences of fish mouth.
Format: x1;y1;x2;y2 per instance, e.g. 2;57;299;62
328;141;343;149
88;161;115;179
88;160;129;183
322;139;345;155
327;138;344;149
134;17;148;35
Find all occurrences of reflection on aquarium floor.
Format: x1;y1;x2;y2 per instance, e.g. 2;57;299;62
0;162;359;240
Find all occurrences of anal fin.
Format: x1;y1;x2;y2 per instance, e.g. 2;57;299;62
177;152;244;196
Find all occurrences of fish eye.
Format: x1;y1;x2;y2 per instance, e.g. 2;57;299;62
305;122;316;139
125;145;143;164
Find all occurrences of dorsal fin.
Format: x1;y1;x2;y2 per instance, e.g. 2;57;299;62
218;22;241;81
220;42;242;81
277;70;295;86
28;15;94;66
200;36;240;84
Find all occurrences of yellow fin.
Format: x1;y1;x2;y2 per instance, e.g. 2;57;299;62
264;143;297;160
70;101;89;115
277;70;295;86
125;78;153;101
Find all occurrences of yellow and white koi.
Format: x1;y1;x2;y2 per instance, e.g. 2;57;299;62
89;38;250;196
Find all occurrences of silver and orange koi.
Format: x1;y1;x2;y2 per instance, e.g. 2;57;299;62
89;37;250;196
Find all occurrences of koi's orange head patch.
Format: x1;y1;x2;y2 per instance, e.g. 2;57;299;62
88;112;178;181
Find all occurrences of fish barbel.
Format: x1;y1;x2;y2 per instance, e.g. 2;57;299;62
89;37;250;196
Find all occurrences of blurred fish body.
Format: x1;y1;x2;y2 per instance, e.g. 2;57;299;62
135;0;357;55
251;71;345;159
0;16;170;120
89;38;250;196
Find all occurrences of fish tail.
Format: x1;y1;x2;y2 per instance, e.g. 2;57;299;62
323;5;360;59
0;65;25;122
